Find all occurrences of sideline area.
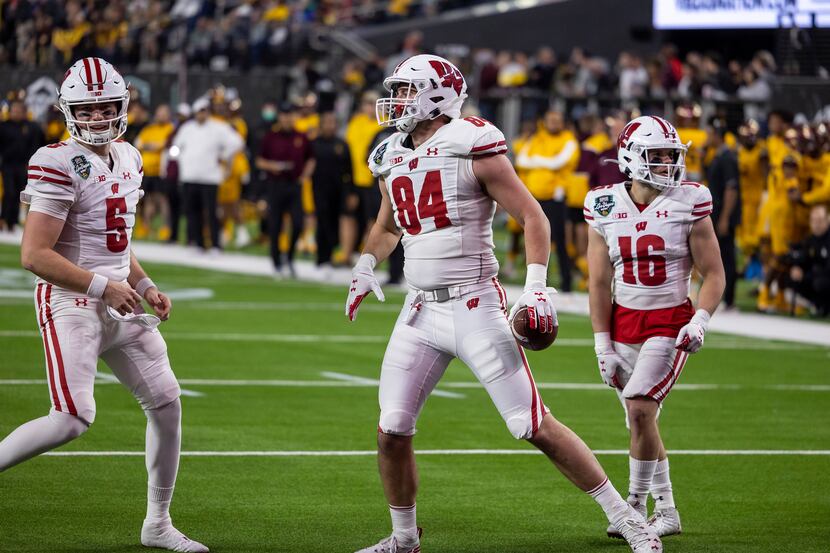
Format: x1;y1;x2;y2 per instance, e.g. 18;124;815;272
1;232;827;346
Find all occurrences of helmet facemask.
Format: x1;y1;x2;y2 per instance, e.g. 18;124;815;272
376;79;431;133
630;144;687;190
60;96;129;146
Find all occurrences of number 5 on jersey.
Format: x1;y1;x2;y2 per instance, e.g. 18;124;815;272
391;170;451;235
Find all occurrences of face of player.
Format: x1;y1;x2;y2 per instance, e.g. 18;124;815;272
392;83;417;118
73;102;119;133
646;148;676;176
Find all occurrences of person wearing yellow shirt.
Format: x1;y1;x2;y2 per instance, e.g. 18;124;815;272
675;104;708;182
515;109;579;291
736;120;766;257
341;91;381;265
214;104;251;248
135;104;175;240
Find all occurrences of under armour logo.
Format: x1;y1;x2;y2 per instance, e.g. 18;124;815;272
409;158;419;171
534;292;547;302
466;297;480;310
122;171;131;179
75;298;89;307
656;211;669;218
426;147;438;156
111;183;119;194
636;221;648;232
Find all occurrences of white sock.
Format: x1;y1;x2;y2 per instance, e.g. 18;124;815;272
389;504;418;545
587;478;629;523
627;456;658;508
651;458;675;510
0;411;88;472
147;485;175;522
145;400;182;522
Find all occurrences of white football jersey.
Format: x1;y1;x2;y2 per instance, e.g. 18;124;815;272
584;181;713;310
22;139;144;284
368;117;508;289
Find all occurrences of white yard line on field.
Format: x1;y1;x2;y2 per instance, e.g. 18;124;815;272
321;371;465;399
0;329;824;350
40;449;830;458
1;377;828;393
94;371;205;397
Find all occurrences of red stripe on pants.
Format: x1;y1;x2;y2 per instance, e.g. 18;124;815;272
44;285;77;415
37;283;62;411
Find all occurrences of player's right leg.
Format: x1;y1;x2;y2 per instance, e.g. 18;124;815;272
0;284;99;471
356;295;452;553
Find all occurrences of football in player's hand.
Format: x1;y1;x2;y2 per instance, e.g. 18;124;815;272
510;306;558;351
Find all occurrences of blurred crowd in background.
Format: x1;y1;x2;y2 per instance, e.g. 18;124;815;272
0;0;828;317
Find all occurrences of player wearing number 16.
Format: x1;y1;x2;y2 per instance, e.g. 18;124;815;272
1;58;208;552
585;115;726;539
346;55;661;553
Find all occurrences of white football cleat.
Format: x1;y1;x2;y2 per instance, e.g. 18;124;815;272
355;528;422;553
610;505;662;553
141;519;209;552
648;507;682;537
607;500;647;538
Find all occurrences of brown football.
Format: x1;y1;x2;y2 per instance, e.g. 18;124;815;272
510;306;558;351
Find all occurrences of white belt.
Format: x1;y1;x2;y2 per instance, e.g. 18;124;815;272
417;284;475;303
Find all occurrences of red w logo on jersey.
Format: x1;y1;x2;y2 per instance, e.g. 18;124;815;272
428;60;464;95
466;297;480;310
409;158;419;171
636;221;648;232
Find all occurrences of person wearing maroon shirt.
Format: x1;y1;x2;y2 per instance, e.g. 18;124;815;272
255;102;314;277
591;111;628;188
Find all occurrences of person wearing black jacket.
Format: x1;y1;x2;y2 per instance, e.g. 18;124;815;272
0;100;45;231
311;112;352;267
705;119;741;308
789;204;830;316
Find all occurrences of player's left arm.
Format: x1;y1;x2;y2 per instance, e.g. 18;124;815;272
474;153;555;332
128;250;171;320
679;216;726;352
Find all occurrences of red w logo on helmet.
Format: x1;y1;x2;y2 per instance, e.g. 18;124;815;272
618;121;641;150
428;60;464;95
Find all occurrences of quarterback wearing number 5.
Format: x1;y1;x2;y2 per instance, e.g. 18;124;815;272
0;58;207;552
345;55;661;553
585;115;725;540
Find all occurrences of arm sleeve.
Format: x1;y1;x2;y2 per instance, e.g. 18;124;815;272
28;196;73;220
469;126;508;156
21;148;76;204
689;184;713;221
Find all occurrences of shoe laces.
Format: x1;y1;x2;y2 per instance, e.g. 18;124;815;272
618;518;653;548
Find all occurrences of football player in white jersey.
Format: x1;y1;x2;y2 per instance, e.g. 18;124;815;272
345;55;661;553
0;58;208;552
584;115;726;539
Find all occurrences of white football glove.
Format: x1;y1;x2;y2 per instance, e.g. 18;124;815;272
508;264;557;334
345;254;385;322
675;309;711;353
594;332;631;389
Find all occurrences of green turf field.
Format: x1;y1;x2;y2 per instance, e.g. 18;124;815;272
0;243;828;553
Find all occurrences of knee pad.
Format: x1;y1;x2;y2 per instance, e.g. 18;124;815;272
133;354;182;411
378;409;417;437
49;410;91;440
505;414;534;440
462;330;519;385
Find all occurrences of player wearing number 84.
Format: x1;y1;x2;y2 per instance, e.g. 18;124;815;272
584;115;726;539
1;57;208;552
345;54;661;553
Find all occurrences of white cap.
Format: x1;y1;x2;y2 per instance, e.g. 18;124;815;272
177;102;192;117
192;97;210;113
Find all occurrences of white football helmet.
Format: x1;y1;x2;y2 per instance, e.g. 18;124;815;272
376;54;468;133
58;57;129;145
617;115;687;189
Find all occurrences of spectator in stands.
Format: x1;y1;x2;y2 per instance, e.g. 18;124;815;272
591;110;627;187
311;112;352;269
617;51;648;100
705;118;741;310
0;99;45;232
515;109;579;291
135;104;175;240
255;102;314;278
788;204;830;316
172;97;243;252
